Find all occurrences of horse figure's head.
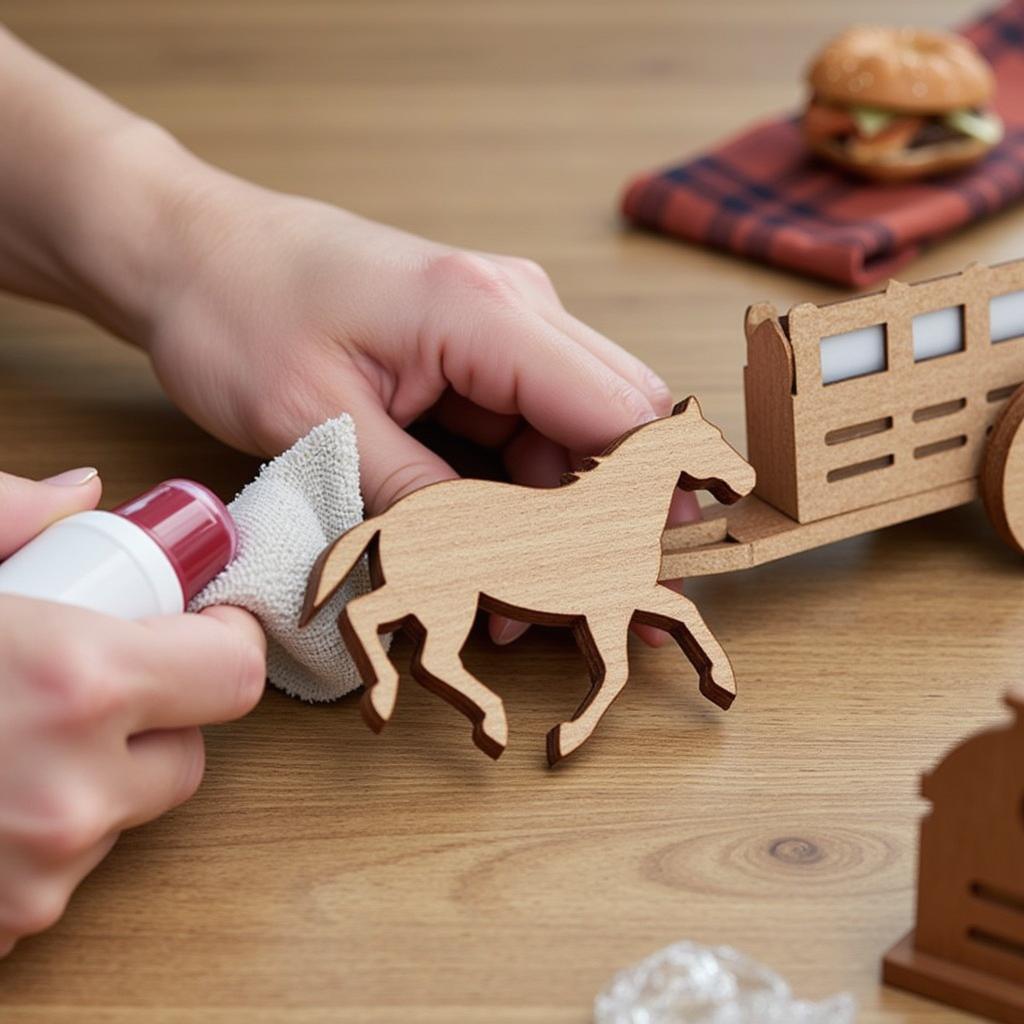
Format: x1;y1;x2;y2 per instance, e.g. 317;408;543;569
673;396;755;503
612;396;755;505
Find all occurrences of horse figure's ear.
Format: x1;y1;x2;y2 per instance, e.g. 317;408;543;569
672;395;703;419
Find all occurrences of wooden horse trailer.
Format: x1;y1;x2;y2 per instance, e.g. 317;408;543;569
661;258;1024;579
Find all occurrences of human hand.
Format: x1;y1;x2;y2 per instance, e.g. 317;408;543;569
0;31;695;643
23;118;695;645
0;469;266;957
113;146;697;644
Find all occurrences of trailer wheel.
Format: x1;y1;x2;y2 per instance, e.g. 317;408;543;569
981;384;1024;554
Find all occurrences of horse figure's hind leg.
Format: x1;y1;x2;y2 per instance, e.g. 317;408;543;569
548;614;632;766
338;587;407;731
634;584;736;709
413;605;509;759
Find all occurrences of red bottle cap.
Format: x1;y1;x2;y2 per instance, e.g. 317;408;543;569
113;479;238;604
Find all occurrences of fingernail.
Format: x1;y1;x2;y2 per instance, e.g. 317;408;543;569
42;467;98;487
644;368;674;414
493;619;529;646
631;404;659;428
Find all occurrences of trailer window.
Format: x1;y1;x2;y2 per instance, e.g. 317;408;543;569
913;306;964;362
820;324;887;385
990;290;1024;343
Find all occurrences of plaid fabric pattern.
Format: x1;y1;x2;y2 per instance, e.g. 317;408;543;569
621;1;1024;287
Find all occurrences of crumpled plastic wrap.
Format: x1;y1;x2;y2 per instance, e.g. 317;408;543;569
594;941;856;1024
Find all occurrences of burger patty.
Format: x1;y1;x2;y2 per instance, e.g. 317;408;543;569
907;119;975;148
804;100;994;155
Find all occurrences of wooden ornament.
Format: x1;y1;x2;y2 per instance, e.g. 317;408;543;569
665;257;1024;578
303;256;1024;765
749;262;1023;524
302;398;755;764
883;688;1024;1022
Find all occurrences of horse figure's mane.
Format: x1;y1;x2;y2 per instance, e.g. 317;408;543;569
558;411;676;486
560;455;603;486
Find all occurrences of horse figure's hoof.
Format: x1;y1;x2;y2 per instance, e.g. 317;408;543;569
546;721;588;766
360;683;398;733
472;711;508;760
699;672;736;711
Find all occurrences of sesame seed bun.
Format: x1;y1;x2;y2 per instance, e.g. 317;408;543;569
808;26;995;114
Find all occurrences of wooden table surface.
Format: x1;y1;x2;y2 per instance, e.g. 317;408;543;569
2;1;1023;1020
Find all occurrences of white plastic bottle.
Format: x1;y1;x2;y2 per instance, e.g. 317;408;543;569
0;479;237;619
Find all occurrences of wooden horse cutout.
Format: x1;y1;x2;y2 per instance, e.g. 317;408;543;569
301;398;756;764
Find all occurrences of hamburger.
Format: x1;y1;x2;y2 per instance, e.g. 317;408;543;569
803;26;1003;181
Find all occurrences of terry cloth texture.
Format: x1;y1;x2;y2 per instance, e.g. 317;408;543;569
621;0;1024;287
190;415;379;702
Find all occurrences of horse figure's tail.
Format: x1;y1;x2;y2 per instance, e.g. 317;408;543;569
300;518;382;626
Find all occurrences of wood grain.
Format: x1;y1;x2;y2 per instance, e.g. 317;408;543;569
2;1;1024;1021
661;257;1024;578
303;399;754;764
752;261;1024;524
660;480;981;578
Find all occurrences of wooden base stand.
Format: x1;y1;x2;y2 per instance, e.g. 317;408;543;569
884;931;1024;1023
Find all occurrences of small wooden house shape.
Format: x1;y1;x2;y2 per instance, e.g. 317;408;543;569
883;688;1024;1021
662;258;1024;577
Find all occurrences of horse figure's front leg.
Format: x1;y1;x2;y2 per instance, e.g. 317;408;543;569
633;584;736;709
548;614;632;765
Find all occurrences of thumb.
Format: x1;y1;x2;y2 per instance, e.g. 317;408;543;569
0;467;102;557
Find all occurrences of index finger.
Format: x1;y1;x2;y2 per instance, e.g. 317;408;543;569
439;301;660;455
129;607;267;731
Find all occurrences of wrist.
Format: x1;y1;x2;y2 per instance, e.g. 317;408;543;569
51;117;221;344
0;29;236;346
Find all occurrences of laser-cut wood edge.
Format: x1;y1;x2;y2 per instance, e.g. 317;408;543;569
749;257;1024;523
302;398;755;765
670;256;1024;576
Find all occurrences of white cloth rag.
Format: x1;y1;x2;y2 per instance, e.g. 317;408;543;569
190;415;380;702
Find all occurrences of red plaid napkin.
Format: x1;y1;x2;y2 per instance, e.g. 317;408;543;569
621;1;1024;287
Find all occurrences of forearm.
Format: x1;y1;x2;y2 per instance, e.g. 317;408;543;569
0;27;213;341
